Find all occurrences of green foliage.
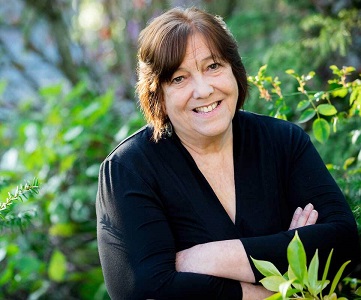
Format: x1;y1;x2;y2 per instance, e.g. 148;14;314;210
252;231;351;300
249;64;361;298
0;178;39;232
0;178;39;214
0;80;142;299
301;9;361;58
248;64;361;144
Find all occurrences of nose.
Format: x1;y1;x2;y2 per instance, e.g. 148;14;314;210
192;76;214;99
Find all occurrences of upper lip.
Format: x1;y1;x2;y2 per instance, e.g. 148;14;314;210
192;100;220;111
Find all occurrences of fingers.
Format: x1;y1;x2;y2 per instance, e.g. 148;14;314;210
289;207;302;230
306;209;318;225
289;203;318;230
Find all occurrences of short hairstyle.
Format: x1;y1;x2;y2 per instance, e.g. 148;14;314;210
136;7;248;141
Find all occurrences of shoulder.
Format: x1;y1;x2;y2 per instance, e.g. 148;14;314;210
102;125;178;173
105;125;153;164
235;110;309;143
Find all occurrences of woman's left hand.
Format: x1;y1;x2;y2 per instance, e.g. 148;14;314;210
289;203;318;230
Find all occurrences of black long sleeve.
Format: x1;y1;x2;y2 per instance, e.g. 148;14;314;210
96;111;360;299
236;113;360;281
97;159;243;299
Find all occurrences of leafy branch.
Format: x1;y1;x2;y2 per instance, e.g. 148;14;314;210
248;65;361;144
0;178;40;219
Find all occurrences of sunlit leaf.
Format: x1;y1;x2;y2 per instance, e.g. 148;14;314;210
265;292;282;300
48;249;67;282
288;265;303;291
345;66;355;73
343;157;355;170
49;223;76;237
307;249;319;295
39;84;63;97
350;87;361;105
251;257;283;277
331;88;348;98
313;118;330;144
328;260;351;295
260;275;287;292
355;286;361;296
321;249;333;290
317;104;337;116
279;279;295;298
287;231;307;284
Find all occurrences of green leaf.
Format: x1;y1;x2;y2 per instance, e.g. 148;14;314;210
49;223;76;237
307;249;319;295
251;257;283;277
355;286;361;296
298;108;316;123
279;279;295;298
343;157;355;170
331;88;348;98
329;65;339;72
39;84;63;97
279;105;291;115
350;87;361;105
328;260;351;295
297;100;310;111
287;231;307;284
0;263;13;285
260;275;287;292
313;118;330;144
288;265;303;291
317;104;337;116
345;66;356;73
321;249;333;289
265;292;283;300
48;249;67;282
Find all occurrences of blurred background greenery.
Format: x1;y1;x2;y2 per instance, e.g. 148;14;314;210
0;0;360;299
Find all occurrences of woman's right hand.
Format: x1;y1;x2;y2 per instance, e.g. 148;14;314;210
289;203;318;230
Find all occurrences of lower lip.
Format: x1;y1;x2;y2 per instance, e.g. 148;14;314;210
193;101;222;117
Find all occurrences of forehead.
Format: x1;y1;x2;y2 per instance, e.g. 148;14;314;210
181;33;220;65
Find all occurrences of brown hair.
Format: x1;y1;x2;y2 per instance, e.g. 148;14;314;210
136;7;248;141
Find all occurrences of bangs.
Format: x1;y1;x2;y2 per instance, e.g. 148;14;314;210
157;25;224;84
157;25;189;83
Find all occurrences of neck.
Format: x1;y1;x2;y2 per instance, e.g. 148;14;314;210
179;125;233;157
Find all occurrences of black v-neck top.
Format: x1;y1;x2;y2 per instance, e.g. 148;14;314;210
96;111;359;300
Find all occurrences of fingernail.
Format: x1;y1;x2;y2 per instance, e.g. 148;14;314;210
306;203;313;210
296;207;302;214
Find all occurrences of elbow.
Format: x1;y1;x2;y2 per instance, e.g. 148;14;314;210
105;267;177;300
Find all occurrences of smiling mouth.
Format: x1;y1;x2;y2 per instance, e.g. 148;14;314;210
193;101;221;113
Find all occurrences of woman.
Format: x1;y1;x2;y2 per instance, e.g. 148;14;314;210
96;7;359;299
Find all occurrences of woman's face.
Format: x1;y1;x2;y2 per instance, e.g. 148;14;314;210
162;33;238;146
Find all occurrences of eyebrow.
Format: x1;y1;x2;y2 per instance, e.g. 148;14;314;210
176;55;215;72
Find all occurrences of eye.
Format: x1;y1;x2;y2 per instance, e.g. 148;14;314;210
171;76;184;84
208;63;220;70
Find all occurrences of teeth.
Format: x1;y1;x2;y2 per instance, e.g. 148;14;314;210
195;102;218;113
